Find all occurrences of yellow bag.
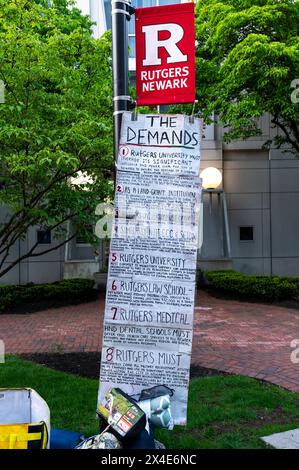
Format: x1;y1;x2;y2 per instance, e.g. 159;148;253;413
0;389;50;449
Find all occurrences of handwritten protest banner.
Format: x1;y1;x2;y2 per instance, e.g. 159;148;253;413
98;112;201;425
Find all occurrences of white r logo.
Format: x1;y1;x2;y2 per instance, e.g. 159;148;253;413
142;23;188;66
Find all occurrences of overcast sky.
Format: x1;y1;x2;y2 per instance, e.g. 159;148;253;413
74;0;90;15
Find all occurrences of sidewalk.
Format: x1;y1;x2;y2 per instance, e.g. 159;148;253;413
192;292;299;393
0;290;298;392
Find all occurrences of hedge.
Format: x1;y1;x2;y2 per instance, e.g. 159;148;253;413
205;270;299;301
0;278;97;313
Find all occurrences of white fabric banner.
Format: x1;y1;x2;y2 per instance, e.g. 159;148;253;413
98;112;201;425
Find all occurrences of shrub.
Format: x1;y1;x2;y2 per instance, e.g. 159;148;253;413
0;278;97;313
205;270;299;301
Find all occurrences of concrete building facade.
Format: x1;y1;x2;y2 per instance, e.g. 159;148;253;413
201;116;299;276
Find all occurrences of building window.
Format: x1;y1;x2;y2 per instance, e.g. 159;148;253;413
128;35;136;59
158;0;177;4
239;226;254;242
103;0;112;30
37;229;51;244
76;225;93;245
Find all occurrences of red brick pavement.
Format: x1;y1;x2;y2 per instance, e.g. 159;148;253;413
0;291;298;392
192;292;299;393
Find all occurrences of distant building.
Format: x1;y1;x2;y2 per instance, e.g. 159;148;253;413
0;0;298;284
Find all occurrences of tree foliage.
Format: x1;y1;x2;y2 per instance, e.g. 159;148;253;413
0;0;113;279
195;0;299;154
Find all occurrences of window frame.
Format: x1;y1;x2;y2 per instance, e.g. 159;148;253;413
37;229;52;245
239;225;255;243
75;225;94;247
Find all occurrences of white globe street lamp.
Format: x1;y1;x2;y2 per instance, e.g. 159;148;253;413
200;167;222;190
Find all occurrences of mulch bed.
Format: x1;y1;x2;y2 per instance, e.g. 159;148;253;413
20;352;229;380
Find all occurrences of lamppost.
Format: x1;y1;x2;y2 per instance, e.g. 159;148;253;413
199;167;231;259
111;0;135;163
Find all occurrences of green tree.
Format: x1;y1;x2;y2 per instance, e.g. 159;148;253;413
0;0;113;279
195;0;299;154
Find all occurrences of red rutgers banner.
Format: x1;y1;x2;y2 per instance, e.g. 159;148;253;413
135;3;195;106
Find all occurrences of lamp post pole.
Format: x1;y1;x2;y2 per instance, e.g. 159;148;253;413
111;0;134;163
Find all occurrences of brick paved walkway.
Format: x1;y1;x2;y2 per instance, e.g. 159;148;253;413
0;291;298;392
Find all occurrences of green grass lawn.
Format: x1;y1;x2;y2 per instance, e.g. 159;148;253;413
0;356;298;449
